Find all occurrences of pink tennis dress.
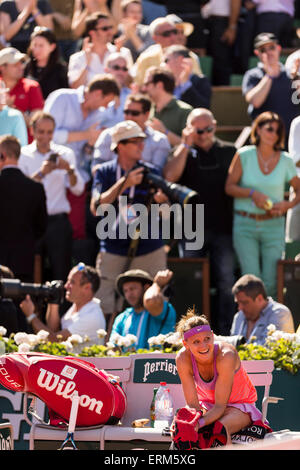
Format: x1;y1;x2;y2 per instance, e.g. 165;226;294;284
191;343;265;422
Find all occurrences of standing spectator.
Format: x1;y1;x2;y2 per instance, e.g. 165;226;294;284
44;74;120;257
162;45;211;109
202;0;241;85
142;67;192;147
254;0;295;48
286;114;300;242
163;108;236;335
0;134;47;282
113;0;154;62
19;111;84;283
110;268;176;349
0;83;28;146
0;0;53;53
49;0;78;62
25;27;69;99
68;12;132;89
90;120;168;323
133;16;202;87
97;52;132;128
93;93;170;172
242;32;300;144
231;274;295;344
225;111;300;298
0;46;44;142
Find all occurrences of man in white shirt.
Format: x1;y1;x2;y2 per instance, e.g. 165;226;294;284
20;263;106;349
19;110;84;282
68;12;133;89
253;0;295;48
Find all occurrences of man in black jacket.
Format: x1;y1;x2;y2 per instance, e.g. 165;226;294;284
163;108;236;336
0;135;47;282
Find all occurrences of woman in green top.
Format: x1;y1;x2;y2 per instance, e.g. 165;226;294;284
225;111;300;298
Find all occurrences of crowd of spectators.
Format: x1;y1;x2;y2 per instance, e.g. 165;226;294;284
0;0;300;348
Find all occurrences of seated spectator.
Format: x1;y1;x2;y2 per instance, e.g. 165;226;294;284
133;16;202;87
284;47;300;80
142;66;192;147
0;85;28;146
97;52;132;128
230;274;295;344
0;46;44;143
0;0;53;53
19;263;106;349
24;26;69;99
242;32;300;145
93;93;170;172
68;12;132;89
162;45;211;109
110;268;176;349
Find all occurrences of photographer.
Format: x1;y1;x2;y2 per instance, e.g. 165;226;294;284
18;110;84;283
90;120;168;327
19;263;106;345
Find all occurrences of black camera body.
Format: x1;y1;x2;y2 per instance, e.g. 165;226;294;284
0;279;65;304
133;162;200;206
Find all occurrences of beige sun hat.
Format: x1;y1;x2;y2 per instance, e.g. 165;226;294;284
110;120;146;151
166;14;194;37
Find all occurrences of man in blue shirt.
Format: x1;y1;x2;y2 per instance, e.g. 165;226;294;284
110;268;176;350
90;120;168;326
230;274;295;345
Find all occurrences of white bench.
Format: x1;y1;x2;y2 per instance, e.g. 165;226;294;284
28;354;279;450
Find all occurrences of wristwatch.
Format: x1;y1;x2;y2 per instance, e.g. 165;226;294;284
68;165;75;176
26;313;37;324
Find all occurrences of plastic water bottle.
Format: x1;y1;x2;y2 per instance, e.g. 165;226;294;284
150;387;158;428
154;384;174;429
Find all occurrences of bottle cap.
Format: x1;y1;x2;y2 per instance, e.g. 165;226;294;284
160;382;167;386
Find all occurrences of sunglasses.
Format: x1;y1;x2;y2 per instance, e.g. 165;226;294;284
95;25;113;32
121;138;144;145
110;64;128;72
159;29;178;38
264;126;279;134
195;126;214;135
124;109;143;116
259;44;276;53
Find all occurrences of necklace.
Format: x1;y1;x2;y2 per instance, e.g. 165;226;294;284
257;149;276;173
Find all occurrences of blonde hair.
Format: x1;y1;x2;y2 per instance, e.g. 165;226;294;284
176;307;210;337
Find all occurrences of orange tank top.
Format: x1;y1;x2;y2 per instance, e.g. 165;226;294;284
191;344;257;404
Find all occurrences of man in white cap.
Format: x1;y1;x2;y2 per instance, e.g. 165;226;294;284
90;120;168;329
0;47;44;140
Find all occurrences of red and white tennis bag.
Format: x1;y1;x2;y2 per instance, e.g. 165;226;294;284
0;352;127;427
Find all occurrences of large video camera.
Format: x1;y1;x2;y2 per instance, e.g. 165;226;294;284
134;162;201;206
0;279;65;305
